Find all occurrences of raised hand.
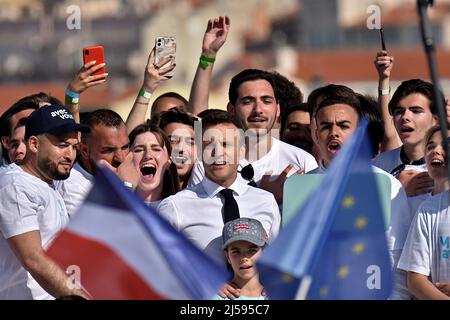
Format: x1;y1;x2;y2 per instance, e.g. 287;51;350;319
202;16;231;58
259;164;304;205
374;50;394;80
67;61;108;94
142;47;176;93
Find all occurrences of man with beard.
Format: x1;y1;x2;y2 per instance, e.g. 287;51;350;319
0;104;90;299
55;109;129;217
226;69;318;204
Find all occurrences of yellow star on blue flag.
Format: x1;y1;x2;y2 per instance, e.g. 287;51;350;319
257;120;393;300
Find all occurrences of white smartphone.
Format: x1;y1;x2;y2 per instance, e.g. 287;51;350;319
154;36;176;77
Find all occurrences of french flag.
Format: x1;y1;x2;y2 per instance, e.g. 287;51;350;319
47;167;227;300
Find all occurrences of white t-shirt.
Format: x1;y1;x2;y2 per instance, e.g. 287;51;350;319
372;146;429;232
398;190;450;285
0;164;69;299
190;137;318;186
54;162;93;218
372;147;427;176
157;176;281;266
239;137;318;184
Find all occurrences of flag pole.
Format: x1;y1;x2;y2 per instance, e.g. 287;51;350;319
294;275;312;300
417;0;450;185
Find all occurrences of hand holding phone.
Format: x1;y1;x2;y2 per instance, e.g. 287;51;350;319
154;36;176;77
82;46;106;76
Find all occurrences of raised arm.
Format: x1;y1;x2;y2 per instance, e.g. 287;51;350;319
126;48;175;133
65;61;108;123
374;50;401;152
8;230;89;299
187;16;230;115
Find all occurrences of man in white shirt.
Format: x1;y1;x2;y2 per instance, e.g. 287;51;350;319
157;111;280;266
55;109;130;216
0;104;89;299
310;92;412;299
225;69;318;204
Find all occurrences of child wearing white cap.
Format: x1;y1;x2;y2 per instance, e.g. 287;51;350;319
213;217;269;300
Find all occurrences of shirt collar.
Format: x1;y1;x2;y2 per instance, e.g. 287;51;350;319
74;161;94;182
201;175;247;198
400;146;425;165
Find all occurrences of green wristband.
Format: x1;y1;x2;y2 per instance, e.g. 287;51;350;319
199;55;216;70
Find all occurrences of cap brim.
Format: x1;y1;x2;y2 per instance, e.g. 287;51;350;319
47;123;91;135
222;235;266;249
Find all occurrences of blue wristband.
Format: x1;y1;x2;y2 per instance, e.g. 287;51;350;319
65;89;80;99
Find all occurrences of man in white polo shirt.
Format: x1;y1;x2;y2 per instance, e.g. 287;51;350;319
0;104;90;299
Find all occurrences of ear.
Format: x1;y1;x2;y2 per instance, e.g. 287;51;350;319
226;102;235;113
224;250;231;265
79;141;89;160
276;102;280;119
1;136;8;149
313;121;320;144
28;136;39;153
432;114;439;125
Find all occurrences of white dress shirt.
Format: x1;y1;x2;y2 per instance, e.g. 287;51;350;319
157;175;281;266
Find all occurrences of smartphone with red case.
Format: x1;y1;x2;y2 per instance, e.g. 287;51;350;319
82;46;106;76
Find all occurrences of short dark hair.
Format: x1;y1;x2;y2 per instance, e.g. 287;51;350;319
272;71;303;120
315;94;362;120
307;84;356;117
388;79;439;115
280;102;309;135
197;108;224;119
14;117;28;130
357;94;384;157
201;110;243;132
158;108;196;131
228;69;278;106
82;109;124;129
128;123;180;199
150;92;188;118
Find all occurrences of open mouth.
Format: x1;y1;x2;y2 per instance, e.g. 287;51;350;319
328;141;341;151
430;158;444;167
140;164;156;176
400;126;414;134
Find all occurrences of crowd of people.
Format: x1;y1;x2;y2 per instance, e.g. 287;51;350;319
0;15;449;300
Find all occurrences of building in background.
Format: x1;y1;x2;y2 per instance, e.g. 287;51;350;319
0;0;449;119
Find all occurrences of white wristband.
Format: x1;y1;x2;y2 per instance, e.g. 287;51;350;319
139;88;152;99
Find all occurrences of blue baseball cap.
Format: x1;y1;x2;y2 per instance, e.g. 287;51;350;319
25;104;90;139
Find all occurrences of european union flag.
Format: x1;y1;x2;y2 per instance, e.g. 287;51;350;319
257;120;393;299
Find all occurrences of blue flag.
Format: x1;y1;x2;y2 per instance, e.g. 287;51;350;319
257;120;393;299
